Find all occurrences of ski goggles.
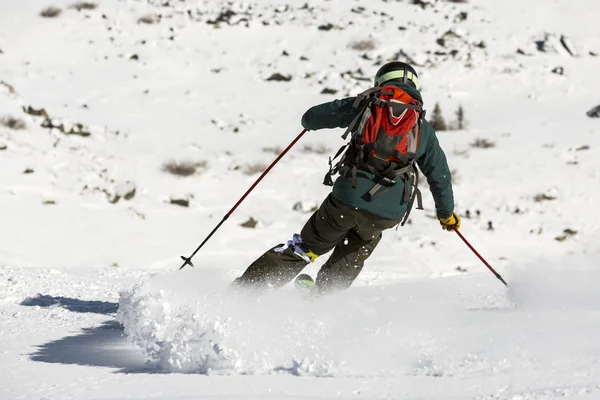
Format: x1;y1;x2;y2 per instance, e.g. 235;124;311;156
375;70;419;88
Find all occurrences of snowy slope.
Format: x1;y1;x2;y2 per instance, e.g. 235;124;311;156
1;0;600;398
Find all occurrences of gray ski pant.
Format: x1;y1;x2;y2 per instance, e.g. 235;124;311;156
233;194;400;293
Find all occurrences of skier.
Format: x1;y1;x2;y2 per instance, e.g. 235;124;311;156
233;61;460;295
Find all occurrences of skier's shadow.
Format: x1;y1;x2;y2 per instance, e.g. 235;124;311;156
21;294;119;314
30;320;155;373
23;295;154;373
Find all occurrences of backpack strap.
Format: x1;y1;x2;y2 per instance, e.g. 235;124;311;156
400;161;424;226
352;86;384;108
342;87;384;140
323;143;350;186
399;119;425;226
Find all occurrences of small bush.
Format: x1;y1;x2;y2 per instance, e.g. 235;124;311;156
244;163;268;175
429;103;447;131
71;2;97;11
262;146;283;155
40;6;62;18
470;138;495;149
162;160;207;177
349;39;377;51
455;105;466;129
0;116;26;130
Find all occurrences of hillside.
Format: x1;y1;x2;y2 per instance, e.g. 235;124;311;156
1;0;600;398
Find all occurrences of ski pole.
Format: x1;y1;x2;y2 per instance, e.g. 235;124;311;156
179;128;308;270
453;226;509;287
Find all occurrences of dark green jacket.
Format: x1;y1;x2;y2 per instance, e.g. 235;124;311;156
301;82;454;220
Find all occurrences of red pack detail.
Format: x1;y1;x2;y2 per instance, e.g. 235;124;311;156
360;85;421;162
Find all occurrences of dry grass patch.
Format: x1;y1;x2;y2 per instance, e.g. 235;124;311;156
162;160;208;177
262;146;283;155
349;39;377;51
244;163;268;175
470;138;496;149
71;2;97;11
138;14;160;24
40;6;62;18
302;144;330;155
0;116;26;130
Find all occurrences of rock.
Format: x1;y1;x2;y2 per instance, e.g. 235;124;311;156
23;106;49;118
411;0;431;9
321;88;338;95
555;229;577;242
41;118;91;137
587;105;600;118
116;181;136;200
23;169;34;174
318;23;334;31
64;123;91;137
240;217;258;228
551;66;564;75
169;198;189;207
535;34;578;57
266;73;292;82
534;193;556;202
560;35;579;57
206;9;236;26
455;11;468;22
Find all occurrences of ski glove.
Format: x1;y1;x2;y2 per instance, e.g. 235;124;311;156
438;212;461;232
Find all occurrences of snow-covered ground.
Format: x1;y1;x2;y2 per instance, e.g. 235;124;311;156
1;0;600;398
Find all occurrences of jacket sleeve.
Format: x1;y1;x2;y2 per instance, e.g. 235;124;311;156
301;97;358;130
416;120;455;219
